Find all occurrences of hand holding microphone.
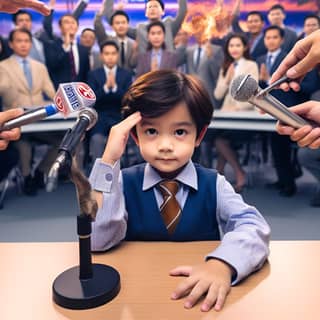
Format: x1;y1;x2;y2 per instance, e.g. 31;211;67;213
0;82;96;132
230;74;311;129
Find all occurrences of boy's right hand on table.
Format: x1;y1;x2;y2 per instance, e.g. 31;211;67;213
101;112;142;166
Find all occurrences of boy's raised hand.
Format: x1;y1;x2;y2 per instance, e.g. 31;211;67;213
170;259;233;312
101;112;141;165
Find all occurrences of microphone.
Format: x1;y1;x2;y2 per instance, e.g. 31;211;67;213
230;74;310;129
0;82;96;132
46;108;98;192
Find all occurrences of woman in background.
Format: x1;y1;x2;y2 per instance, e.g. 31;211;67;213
213;33;259;192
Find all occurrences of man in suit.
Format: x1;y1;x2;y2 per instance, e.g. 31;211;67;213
102;0;187;53
0;28;61;195
267;4;297;53
87;40;132;162
94;9;136;73
297;14;320;41
45;14;90;89
257;26;320;197
79;28;101;71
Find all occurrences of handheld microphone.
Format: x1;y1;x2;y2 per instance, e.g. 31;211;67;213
230;74;310;129
0;82;96;132
46;108;98;192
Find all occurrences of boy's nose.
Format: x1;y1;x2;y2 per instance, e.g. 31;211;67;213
158;136;174;152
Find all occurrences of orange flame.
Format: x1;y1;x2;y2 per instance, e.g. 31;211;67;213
181;2;234;43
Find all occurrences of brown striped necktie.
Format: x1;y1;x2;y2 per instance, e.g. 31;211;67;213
158;180;181;234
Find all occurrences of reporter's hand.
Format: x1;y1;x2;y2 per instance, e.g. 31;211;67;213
0;108;24;150
0;0;51;15
276;101;320;149
270;30;320;92
170;259;233;312
101;112;141;165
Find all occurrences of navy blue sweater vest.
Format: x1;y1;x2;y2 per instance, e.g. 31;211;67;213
122;163;220;241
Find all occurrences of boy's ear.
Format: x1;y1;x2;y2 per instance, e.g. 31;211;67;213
195;126;208;147
130;130;140;146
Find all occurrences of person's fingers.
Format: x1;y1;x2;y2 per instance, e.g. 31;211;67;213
171;276;197;300
309;137;320;149
0;108;23;123
0;139;9;151
169;265;192;277
213;286;230;311
286;47;319;79
200;284;219;312
184;280;210;309
293;127;320;147
0;127;21;141
115;112;141;133
275;122;295;136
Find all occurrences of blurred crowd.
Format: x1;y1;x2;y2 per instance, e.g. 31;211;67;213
1;0;320;206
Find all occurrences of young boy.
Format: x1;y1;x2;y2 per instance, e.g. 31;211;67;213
89;70;270;312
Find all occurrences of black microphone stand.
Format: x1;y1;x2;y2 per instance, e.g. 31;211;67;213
52;156;120;309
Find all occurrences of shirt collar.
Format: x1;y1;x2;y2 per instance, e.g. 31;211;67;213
103;64;117;74
151;48;162;56
13;54;29;63
142;160;198;191
267;48;281;59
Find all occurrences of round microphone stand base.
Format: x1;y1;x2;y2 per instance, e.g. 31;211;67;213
53;263;120;310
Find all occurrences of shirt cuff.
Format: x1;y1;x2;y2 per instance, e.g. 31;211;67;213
89;159;120;193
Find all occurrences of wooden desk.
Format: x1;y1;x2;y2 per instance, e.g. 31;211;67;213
0;241;318;319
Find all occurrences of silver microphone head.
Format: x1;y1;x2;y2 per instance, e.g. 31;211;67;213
230;74;259;102
78;107;98;131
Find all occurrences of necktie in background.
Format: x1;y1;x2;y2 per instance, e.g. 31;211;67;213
158;180;181;234
69;43;77;80
120;41;125;67
195;46;202;71
266;54;273;74
22;59;32;90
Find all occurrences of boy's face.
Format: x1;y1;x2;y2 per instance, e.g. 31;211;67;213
145;1;164;21
148;25;165;48
101;45;118;68
134;102;204;178
264;29;283;52
112;14;129;37
267;9;285;26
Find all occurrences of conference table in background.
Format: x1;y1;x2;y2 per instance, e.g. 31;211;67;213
21;111;278;133
1;241;318;320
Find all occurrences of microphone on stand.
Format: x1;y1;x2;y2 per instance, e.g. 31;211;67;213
0;82;96;132
230;74;311;129
46;108;98;192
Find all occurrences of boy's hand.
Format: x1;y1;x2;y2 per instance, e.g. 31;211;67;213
101;112;141;165
170;259;233;312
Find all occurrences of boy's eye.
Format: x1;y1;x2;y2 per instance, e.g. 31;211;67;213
145;128;157;136
175;129;187;136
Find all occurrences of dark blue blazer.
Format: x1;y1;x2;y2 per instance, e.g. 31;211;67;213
122;163;220;242
87;66;132;135
45;39;90;89
257;50;320;106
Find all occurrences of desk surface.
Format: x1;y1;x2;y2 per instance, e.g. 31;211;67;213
0;241;318;320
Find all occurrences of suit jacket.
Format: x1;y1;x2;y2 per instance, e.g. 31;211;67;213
45;39;90;89
87;66;132;112
0;56;55;110
281;27;297;53
94;12;136;72
184;44;224;108
257;50;320;106
134;50;178;78
103;0;187;53
214;58;259;111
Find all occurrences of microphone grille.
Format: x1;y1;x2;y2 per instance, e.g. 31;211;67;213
230;74;259;102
